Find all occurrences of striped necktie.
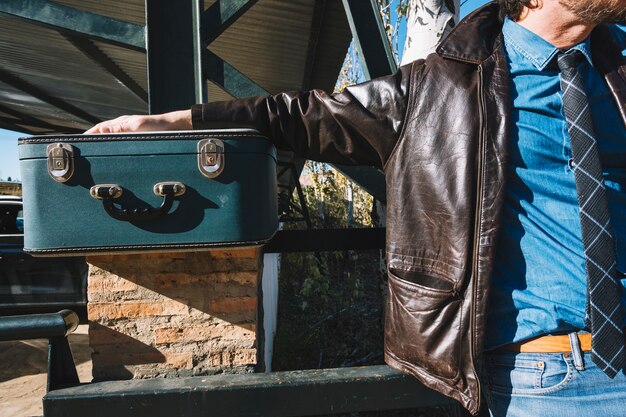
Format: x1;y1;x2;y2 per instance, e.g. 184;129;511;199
558;50;625;377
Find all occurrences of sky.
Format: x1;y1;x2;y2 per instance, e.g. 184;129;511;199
0;128;23;181
461;0;490;18
0;0;490;182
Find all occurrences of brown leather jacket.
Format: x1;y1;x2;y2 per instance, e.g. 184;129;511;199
191;4;626;414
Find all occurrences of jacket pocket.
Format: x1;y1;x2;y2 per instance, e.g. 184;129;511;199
385;269;462;380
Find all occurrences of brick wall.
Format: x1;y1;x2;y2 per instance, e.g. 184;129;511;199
86;249;262;381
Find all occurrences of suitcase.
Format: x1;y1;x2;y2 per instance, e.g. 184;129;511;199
18;129;278;255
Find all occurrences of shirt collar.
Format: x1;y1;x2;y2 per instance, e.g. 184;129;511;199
502;17;594;71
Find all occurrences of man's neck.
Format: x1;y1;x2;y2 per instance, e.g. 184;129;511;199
515;2;596;49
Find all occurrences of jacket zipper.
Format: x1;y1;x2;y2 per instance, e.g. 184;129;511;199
470;64;487;411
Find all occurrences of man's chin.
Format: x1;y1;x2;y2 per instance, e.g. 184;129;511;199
560;0;626;25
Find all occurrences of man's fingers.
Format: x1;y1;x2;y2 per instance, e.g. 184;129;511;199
84;112;190;134
84;124;101;134
84;116;130;134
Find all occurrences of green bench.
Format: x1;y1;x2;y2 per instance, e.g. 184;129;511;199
1;311;454;417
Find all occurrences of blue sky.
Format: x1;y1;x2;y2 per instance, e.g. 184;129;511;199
461;0;490;18
0;129;23;181
0;0;490;182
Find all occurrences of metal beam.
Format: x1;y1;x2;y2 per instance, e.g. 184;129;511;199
146;0;206;114
264;228;385;253
0;116;80;135
64;35;148;103
341;0;397;80
204;50;269;98
0;119;38;135
0;68;101;125
276;161;313;228
202;0;259;44
334;1;395;202
332;164;386;203
0;103;80;133
302;0;327;90
0;0;144;51
192;0;207;104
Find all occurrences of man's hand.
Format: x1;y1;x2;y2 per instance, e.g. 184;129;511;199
84;110;192;134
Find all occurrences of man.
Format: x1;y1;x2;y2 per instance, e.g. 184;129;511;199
86;1;626;415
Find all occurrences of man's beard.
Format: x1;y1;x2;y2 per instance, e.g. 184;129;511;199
560;0;626;24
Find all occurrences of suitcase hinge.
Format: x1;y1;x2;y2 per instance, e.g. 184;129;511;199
47;143;74;183
198;138;224;179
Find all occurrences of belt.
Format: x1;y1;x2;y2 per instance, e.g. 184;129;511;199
502;333;592;353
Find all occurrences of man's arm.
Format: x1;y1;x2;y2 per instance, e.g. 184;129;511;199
85;110;193;134
86;63;414;169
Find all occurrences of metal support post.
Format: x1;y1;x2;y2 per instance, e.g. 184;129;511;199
146;0;206;114
341;0;397;80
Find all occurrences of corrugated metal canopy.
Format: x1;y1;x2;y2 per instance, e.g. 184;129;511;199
0;0;351;134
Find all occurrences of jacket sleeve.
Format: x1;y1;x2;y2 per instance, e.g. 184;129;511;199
191;63;414;169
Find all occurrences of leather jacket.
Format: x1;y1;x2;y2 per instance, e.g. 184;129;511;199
191;3;626;414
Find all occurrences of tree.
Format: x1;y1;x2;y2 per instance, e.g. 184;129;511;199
378;0;460;65
401;0;460;64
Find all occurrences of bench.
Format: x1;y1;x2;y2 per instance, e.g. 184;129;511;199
1;311;454;417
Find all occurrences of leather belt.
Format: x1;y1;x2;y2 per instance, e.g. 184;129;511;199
502;333;592;353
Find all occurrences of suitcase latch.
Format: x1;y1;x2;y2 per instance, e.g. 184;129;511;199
47;143;74;183
198;138;224;179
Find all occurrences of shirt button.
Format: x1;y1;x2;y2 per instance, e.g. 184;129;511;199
568;158;575;171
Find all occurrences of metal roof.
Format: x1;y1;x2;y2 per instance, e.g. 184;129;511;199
0;0;351;134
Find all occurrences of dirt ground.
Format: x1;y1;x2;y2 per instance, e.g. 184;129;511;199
0;325;92;417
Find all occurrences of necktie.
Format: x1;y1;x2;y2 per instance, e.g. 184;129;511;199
558;50;625;377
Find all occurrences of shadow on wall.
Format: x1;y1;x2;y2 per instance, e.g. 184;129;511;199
86;250;262;381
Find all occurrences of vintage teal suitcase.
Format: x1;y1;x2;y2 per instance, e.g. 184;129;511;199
18;129;278;255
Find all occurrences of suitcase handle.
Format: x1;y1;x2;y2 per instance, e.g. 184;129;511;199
89;182;186;222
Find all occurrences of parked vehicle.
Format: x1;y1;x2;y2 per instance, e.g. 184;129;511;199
0;194;87;319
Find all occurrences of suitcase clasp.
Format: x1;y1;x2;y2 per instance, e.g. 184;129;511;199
47;143;74;183
198;138;224;179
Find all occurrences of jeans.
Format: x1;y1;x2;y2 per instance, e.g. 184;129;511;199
481;334;626;417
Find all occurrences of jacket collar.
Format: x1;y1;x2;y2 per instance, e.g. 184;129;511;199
591;25;626;125
436;2;503;64
436;2;626;95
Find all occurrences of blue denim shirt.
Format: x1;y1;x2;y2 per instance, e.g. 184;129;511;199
485;19;626;349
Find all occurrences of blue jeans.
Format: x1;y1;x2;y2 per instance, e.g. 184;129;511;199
481;334;626;417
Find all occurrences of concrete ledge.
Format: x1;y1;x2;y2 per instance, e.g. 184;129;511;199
43;365;452;417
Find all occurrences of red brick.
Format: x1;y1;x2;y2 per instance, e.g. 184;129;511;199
92;351;165;366
155;271;258;289
89;326;134;345
88;302;163;319
207;248;259;260
208;349;257;367
88;275;138;294
162;298;190;315
207;296;257;313
155;324;255;345
161;352;193;369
